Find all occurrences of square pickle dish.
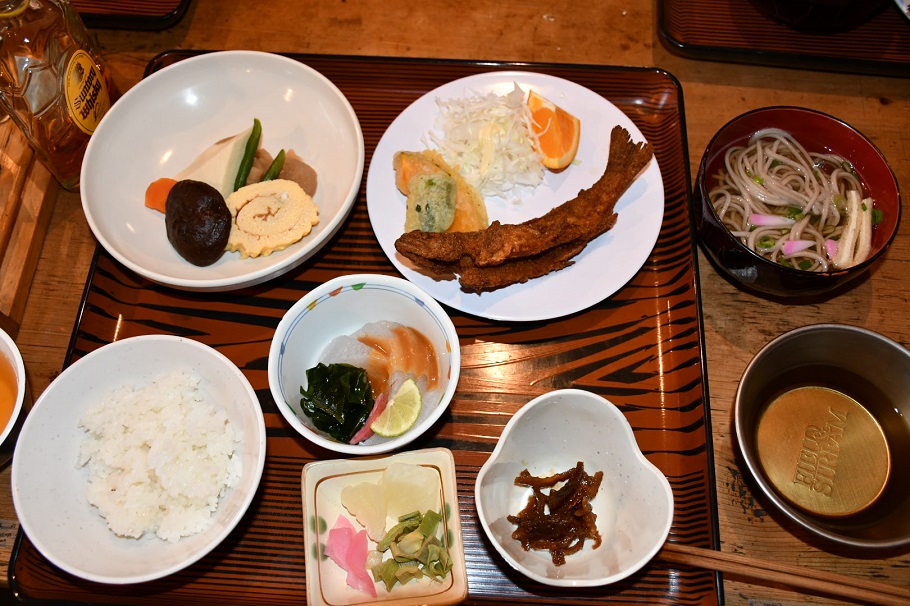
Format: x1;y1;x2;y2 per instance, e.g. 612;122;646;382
301;448;467;606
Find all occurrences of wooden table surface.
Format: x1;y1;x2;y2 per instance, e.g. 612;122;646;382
5;1;910;604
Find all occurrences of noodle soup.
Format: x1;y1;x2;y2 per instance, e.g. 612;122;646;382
694;106;900;297
709;128;878;273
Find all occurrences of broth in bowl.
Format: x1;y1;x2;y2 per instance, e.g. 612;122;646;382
694;106;901;298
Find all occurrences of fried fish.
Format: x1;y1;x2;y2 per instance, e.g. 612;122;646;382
393;125;653;292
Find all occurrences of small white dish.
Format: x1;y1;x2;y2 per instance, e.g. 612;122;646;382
11;335;266;584
301;447;467;606
475;389;673;587
81;50;365;291
268;273;460;455
366;71;663;321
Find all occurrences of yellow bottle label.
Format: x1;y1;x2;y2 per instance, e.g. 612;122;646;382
63;49;111;136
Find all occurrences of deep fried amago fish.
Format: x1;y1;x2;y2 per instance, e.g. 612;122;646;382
394;125;653;292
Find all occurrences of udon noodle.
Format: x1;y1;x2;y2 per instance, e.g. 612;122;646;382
709;128;876;272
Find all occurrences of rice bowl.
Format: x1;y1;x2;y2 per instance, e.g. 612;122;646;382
11;335;266;584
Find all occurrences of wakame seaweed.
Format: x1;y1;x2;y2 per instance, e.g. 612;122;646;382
299;363;374;443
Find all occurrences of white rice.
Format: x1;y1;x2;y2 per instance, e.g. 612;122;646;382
78;370;241;543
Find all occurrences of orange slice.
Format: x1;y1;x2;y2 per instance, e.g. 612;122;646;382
527;90;580;170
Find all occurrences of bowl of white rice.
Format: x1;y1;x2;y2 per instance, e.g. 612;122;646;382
11;334;266;584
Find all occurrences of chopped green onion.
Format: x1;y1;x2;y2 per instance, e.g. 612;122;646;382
872;208;884;226
757;235;775;249
833;193;847;213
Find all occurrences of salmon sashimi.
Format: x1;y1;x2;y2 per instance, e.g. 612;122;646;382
319;321;441;402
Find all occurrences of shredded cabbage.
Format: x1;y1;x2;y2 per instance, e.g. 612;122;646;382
425;83;545;198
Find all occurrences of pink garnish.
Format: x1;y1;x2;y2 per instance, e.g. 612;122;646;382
749;213;795;227
324;515;377;597
825;239;838;259
349;391;388;444
780;240;814;255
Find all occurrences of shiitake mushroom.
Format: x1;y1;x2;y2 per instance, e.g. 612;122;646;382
165;180;232;266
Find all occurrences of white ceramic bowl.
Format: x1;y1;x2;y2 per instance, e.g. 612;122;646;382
475;389;673;587
81;50;365;291
11;335;266;584
0;327;25;448
268;273;460;455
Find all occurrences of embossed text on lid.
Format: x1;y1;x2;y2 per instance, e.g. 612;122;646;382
755;386;890;518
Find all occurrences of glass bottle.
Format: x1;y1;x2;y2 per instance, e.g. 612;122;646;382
0;0;114;191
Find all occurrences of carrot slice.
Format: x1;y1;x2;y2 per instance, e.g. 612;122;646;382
145;177;178;213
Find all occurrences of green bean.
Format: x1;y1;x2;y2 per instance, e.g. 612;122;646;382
261;149;286;182
233;118;262;192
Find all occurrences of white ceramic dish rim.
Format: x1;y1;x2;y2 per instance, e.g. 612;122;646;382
81;50;365;292
11;334;267;584
268;273;461;455
0;327;24;446
474;388;674;587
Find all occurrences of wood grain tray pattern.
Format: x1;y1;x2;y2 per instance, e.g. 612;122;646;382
9;53;721;605
73;0;190;30
658;0;910;77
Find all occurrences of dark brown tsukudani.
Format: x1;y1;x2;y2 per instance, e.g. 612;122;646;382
394;125;653;292
508;462;604;566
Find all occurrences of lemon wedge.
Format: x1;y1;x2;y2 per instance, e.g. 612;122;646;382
370;378;422;437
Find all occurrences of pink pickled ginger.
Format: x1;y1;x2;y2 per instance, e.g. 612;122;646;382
324;515;377;597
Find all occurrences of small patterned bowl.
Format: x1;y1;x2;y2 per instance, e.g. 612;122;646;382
268;273;460;455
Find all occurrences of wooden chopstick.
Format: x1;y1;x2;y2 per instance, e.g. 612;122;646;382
658;542;910;606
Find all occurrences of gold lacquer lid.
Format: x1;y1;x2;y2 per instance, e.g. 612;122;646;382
755;386;890;518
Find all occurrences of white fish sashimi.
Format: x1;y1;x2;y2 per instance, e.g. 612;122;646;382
319;321;441;401
320;335;377;370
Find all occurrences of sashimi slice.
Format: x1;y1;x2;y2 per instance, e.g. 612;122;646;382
324;515;377;598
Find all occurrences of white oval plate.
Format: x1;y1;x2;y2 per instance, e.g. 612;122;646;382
365;71;663;322
81;51;364;292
